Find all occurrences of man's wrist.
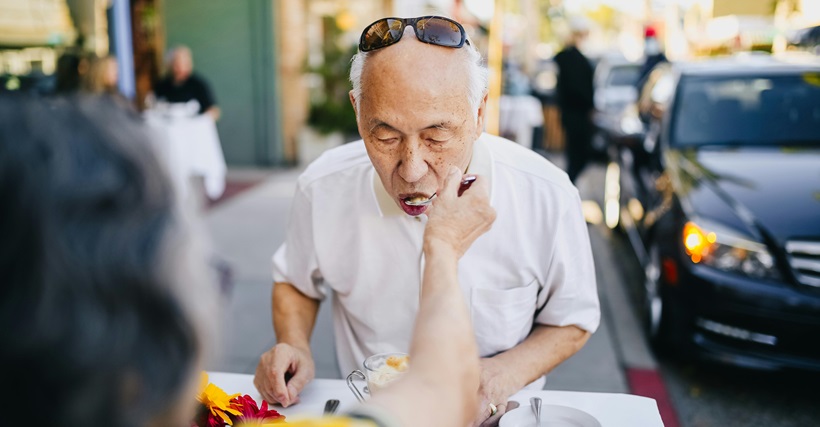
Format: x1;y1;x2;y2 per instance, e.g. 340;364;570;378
277;337;312;353
422;236;459;258
482;354;527;394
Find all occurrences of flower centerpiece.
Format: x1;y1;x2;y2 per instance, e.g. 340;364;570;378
194;373;286;426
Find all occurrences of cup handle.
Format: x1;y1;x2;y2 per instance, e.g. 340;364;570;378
346;369;367;403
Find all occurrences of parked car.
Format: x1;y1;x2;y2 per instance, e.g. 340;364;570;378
594;55;641;113
530;58;558;103
610;53;820;371
592;55;642;162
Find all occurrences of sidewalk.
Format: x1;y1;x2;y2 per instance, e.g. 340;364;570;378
203;159;656;395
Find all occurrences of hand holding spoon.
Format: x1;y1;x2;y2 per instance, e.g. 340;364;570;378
403;175;477;206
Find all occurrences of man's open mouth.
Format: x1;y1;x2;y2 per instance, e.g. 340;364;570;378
398;193;433;216
402;194;433;205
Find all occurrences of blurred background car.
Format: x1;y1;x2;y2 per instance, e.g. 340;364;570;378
592;54;642;162
531;58;559;103
594;54;641;114
609;53;820;371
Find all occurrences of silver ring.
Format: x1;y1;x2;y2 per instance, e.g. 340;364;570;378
489;403;498;416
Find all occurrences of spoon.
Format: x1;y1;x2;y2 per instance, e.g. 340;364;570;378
530;397;542;425
403;176;477;206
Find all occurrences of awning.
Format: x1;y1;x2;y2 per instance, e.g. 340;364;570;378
0;0;76;48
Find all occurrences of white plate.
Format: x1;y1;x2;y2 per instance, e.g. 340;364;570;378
499;404;602;427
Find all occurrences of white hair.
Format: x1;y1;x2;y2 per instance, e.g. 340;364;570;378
349;42;489;119
164;45;192;71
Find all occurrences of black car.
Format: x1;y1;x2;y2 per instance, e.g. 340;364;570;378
609;54;820;371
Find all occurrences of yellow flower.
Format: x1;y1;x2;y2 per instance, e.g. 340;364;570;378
198;372;243;425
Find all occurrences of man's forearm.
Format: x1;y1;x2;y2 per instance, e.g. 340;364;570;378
491;324;590;390
272;282;320;350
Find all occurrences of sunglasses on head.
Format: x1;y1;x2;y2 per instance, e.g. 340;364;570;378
359;16;470;52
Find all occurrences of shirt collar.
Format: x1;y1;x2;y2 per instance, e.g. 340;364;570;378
372;134;494;217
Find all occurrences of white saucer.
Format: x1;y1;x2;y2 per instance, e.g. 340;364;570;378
499;404;601;427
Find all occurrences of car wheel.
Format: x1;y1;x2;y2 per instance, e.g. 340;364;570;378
644;242;669;352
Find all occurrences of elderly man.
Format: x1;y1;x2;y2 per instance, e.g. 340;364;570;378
255;16;599;424
154;46;220;121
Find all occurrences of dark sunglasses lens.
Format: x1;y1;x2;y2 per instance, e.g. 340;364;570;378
361;18;404;51
415;17;464;47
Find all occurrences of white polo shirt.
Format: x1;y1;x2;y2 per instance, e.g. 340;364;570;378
272;133;600;386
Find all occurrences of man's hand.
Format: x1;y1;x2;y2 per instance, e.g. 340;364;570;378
253;343;315;407
478;401;520;427
472;358;520;426
425;167;496;258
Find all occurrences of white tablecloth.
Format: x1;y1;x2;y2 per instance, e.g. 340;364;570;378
144;113;226;200
207;372;664;426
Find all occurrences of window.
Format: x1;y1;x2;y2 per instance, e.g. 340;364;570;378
672;74;820;146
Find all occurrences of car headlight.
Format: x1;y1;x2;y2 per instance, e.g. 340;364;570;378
683;220;780;280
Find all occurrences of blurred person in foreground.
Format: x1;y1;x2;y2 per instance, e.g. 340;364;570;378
255;15;599;426
0;94;493;427
554;17;595;183
153;46;220;121
0;94;210;427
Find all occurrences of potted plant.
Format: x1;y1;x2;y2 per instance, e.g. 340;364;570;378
299;17;359;165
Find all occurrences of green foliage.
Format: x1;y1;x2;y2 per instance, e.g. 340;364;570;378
307;98;358;135
306;17;359;136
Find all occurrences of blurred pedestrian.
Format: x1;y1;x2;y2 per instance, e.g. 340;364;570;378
54;51;89;94
153;46;220;121
636;26;668;90
81;55;134;111
554;17;595;183
81;55;119;94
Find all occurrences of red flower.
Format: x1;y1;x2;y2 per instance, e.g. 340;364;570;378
207;412;226;427
230;395;285;423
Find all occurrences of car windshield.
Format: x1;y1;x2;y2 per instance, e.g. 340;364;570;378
606;65;640;87
672;74;820;147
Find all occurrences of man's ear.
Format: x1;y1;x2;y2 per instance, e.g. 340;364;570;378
349;90;358;118
474;91;489;137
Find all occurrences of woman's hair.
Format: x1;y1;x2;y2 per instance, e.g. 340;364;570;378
0;94;208;427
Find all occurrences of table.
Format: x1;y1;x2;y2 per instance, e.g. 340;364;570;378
144;112;227;201
207;372;664;426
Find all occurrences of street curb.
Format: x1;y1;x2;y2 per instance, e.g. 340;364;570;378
627;368;680;427
589;215;680;427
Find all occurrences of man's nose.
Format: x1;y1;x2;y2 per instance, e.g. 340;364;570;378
397;142;428;183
